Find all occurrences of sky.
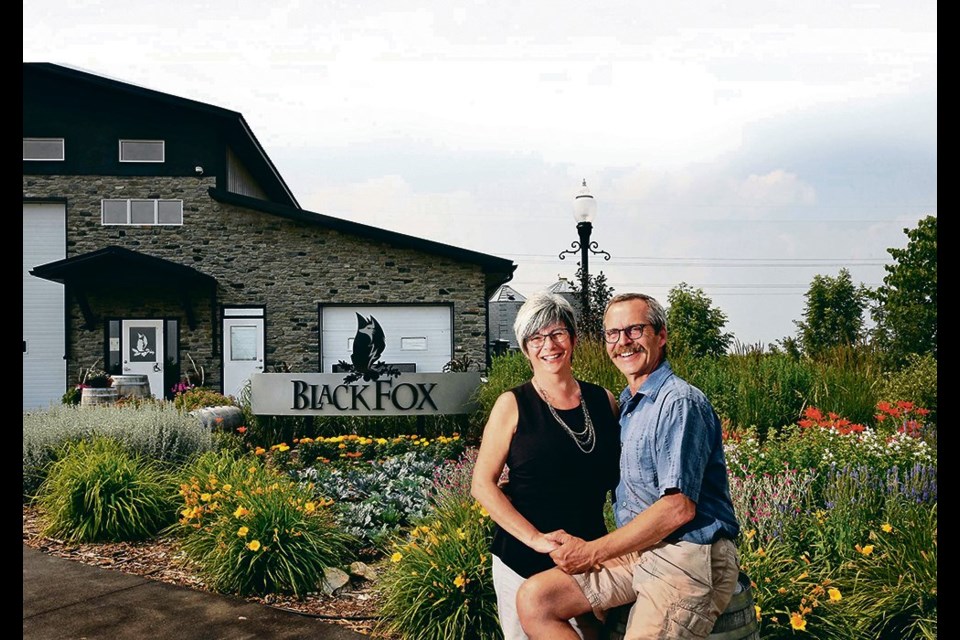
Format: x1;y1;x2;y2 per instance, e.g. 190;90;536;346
23;0;937;347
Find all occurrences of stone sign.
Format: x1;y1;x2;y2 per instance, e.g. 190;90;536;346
250;372;483;416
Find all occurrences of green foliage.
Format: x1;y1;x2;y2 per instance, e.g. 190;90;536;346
730;409;937;639
568;266;615;340
877;353;938;427
36;437;175;542
795;268;868;358
296;451;446;550
61;386;82;406
376;485;499;640
666;282;733;359
175;450;355;597
23;403;214;501
871;215;937;362
174;387;237;412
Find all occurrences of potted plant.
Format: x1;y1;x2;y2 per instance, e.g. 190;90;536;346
77;361;117;407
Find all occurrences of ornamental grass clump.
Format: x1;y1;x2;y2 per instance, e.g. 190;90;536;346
36;437;175;542
376;450;499;640
376;494;499;640
175;450;355;597
23;403;214;501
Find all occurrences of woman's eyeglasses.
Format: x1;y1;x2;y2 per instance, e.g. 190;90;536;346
525;328;571;349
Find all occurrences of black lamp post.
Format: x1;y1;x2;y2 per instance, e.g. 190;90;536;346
559;180;610;325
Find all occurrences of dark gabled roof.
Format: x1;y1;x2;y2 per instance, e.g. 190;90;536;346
23;63;299;208
30;245;216;287
209;187;516;292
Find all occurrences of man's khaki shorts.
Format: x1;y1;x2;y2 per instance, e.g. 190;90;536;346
571;539;739;640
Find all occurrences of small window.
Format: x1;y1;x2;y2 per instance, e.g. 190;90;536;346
101;199;183;226
119;139;165;163
23;138;64;161
401;337;428;351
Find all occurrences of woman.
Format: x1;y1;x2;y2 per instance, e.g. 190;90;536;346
471;292;620;640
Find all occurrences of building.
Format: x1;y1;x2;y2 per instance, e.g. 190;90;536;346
23;63;515;410
488;284;526;351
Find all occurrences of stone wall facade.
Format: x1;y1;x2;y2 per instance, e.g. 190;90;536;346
24;175;491;390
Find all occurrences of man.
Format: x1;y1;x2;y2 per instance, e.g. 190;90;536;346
516;293;741;640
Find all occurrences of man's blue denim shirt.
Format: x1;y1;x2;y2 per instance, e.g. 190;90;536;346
615;360;740;544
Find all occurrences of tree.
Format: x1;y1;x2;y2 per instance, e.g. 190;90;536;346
871;215;937;362
666;283;733;359
568;267;614;340
795;268;868;357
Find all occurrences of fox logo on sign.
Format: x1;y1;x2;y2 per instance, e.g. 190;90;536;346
337;313;401;383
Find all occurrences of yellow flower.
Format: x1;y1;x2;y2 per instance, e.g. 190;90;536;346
391;552;403;563
200;493;212;502
237;526;249;537
304;502;316;513
247;540;261;551
478;506;489;518
233;506;249;518
828;587;842;601
453;574;466;588
456;527;466;540
881;523;893;533
278;443;290;452
221;484;232;492
859;544;875;556
754;605;761;622
756;547;766;557
744;529;756;540
790;612;806;631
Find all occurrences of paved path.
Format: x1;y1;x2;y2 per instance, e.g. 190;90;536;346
23;545;370;640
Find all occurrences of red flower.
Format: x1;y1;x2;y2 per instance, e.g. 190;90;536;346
803;407;825;422
236;426;247;434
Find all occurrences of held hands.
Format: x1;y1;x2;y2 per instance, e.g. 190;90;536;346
545;530;601;574
528;531;561;554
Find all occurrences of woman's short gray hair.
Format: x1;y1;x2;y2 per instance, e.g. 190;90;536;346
514;291;578;353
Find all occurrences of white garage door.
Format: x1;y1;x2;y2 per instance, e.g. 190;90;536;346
23;202;66;410
321;306;452;373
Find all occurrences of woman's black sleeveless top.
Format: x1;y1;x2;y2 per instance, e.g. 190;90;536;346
490;379;620;578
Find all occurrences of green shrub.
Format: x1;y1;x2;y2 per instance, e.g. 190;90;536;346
175;450;355;596
23;403;214;501
878;353;938;427
36;437;175;542
376;488;499;640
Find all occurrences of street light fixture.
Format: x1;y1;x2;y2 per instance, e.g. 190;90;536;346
558;179;611;326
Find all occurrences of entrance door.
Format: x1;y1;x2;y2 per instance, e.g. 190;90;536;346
121;319;164;398
222;309;265;400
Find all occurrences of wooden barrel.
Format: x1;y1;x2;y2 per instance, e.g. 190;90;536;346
602;571;757;640
80;387;118;407
111;374;151;400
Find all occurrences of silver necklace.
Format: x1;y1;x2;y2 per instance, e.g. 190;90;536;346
533;380;596;454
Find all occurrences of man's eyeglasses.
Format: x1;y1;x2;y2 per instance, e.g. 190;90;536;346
602;324;648;343
525;328;571;349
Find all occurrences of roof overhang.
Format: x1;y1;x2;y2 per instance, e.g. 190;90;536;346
30;246;216;287
30;246;216;329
